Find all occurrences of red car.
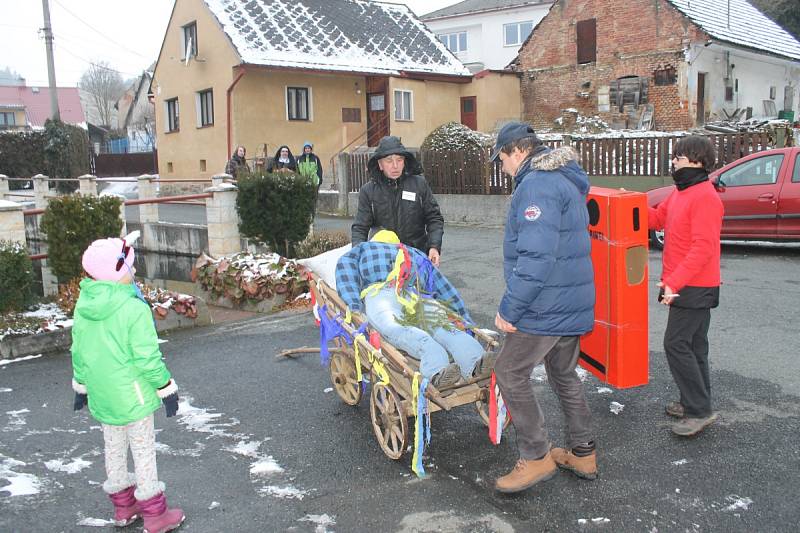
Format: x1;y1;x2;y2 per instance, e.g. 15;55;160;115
647;147;800;248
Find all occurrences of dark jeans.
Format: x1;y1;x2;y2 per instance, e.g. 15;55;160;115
664;306;713;417
494;331;594;460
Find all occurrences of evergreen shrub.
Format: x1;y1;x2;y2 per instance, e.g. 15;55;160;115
235;170;316;258
0;240;35;312
40;194;123;282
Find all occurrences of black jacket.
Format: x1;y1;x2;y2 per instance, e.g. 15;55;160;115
351;139;444;252
267;146;296;173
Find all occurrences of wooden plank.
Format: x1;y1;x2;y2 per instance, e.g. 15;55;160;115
649;137;656;176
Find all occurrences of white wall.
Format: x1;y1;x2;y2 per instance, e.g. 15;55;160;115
424;3;552;70
688;43;800;121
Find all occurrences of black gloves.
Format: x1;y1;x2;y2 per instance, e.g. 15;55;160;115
157;379;179;417
73;392;88;411
162;393;179;417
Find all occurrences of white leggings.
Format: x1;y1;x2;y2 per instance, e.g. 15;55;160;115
102;414;162;500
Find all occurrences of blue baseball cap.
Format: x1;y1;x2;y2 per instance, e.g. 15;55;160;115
490;122;539;162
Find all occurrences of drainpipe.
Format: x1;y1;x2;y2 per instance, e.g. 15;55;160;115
226;66;247;157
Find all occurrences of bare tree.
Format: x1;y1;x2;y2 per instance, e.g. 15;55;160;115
78;61;125;127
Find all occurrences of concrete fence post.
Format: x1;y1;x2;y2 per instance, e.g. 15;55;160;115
78;174;97;196
0;174;9;199
205;178;240;258
0;200;25;244
137;175;159;224
212;173;233;188
32;174;49;209
336;152;350;215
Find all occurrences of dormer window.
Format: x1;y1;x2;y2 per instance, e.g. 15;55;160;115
182;22;197;59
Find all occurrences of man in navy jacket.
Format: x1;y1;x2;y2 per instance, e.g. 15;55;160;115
491;122;597;493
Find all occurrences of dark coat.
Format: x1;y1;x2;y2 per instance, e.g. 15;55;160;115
499;147;595;336
267;145;296;173
224;154;250;177
351;136;444;252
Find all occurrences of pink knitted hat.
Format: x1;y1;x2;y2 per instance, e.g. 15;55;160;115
81;235;136;282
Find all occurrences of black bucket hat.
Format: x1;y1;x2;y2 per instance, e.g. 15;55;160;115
367;136;422;179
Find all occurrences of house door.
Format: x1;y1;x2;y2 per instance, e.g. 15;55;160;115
784;85;795;113
460;96;477;130
367;93;389;147
696;73;706;125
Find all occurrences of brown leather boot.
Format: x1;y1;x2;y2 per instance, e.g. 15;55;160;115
494;453;557;493
551;447;597;480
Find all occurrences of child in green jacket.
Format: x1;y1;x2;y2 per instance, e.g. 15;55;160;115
72;234;185;533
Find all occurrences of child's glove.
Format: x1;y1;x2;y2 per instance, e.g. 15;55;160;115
157;379;179;418
73;392;87;411
72;379;88;411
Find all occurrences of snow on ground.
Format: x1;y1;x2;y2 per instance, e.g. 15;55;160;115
258;485;308;499
0;354;43;366
299;513;336;533
596;387;613;394
672;459;689;466
250;457;284;476
609;402;625;415
0;455;42;497
5;408;30;430
208;501;220;510
724;496;753;512
0;387;12;392
44;457;92;474
76;516;115;527
225;440;262;458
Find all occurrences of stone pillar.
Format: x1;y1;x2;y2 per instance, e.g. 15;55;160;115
78;174;97;196
137;175;159;224
0;200;25;244
32;174;49;209
212;173;233;188
0;174;9;199
336;152;350;215
205;181;240;258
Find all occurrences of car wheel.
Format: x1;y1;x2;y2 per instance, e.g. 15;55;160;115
650;230;664;250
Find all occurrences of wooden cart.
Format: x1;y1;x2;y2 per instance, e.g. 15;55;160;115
308;272;505;460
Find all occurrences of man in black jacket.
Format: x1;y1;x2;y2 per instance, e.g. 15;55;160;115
351;136;444;266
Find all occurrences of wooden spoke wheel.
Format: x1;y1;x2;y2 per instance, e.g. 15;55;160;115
369;382;408;460
329;351;362;406
475;398;512;430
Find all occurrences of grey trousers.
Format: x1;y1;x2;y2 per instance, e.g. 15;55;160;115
494;331;594;460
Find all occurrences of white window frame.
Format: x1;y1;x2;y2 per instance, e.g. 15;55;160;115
182;22;197;59
285;86;312;121
437;31;467;54
503;21;534;47
393;89;413;122
196;89;214;127
0;111;15;128
164;98;179;132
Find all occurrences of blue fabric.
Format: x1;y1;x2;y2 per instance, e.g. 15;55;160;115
335;241;471;322
499;150;595;336
364;288;483;379
318;304;351;366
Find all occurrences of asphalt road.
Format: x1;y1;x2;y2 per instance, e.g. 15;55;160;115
2;217;799;532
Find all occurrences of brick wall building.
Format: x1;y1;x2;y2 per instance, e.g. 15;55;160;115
514;0;800;131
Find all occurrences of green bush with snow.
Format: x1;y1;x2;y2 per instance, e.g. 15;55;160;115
0;240;35;313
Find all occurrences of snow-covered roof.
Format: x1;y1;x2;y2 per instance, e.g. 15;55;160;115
203;0;470;77
667;0;800;61
421;0;548;21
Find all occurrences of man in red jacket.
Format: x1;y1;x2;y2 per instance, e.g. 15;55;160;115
649;135;723;437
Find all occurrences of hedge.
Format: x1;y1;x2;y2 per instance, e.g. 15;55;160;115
236;170;317;258
0;119;91;192
40;194;123;283
0;240;35;312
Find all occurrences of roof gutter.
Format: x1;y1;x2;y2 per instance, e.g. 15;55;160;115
397;71;472;83
226;65;247;157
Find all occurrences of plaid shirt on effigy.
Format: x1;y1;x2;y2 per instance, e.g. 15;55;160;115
335;242;472;323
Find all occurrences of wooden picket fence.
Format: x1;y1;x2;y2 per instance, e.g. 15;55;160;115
345;132;780;195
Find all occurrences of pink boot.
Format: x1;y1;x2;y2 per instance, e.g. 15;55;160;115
108;485;140;526
137;492;185;533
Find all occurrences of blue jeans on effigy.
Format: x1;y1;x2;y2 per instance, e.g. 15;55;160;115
363;287;484;380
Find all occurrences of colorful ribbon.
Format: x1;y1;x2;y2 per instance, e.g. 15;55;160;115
317;304;352;367
489;371;509;445
411;372;431;478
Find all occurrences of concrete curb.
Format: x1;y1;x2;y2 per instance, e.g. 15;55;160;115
0;298;211;362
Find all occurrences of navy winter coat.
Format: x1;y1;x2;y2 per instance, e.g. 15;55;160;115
498;147;595;336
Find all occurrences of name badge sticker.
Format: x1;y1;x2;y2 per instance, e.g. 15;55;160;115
402;190;416;202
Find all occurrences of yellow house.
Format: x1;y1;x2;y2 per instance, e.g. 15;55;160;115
151;0;521;182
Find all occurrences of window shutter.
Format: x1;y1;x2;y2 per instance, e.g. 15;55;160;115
576;19;597;64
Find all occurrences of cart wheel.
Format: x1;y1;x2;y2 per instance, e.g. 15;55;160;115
369;382;408;460
329;352;362;406
475;400;511;430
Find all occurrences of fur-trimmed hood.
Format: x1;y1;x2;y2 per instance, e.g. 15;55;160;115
517;146;589;195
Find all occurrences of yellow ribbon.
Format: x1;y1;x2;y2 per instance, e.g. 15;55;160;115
353;333;364;383
359;249;419;315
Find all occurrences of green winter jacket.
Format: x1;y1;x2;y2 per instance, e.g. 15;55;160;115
71;279;171;426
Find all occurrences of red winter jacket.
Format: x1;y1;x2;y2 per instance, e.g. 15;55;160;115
648;180;723;292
